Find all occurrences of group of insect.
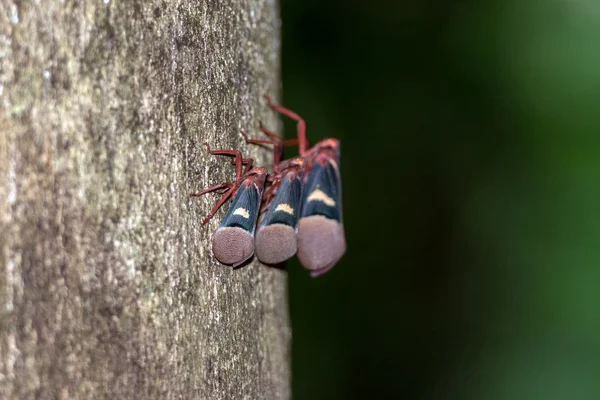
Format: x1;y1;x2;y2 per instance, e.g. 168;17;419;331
189;95;345;277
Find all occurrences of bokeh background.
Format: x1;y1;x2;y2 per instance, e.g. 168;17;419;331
278;0;600;398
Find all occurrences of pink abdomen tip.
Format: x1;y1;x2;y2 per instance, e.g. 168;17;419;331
212;227;254;266
255;224;297;264
297;215;346;276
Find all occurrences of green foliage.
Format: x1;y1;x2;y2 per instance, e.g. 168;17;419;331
282;0;600;398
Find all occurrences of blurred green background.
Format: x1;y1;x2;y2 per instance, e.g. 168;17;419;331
278;0;600;398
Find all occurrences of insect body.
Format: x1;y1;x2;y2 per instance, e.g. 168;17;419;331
256;157;305;264
296;139;344;276
241;127;305;265
264;96;346;276
189;144;267;267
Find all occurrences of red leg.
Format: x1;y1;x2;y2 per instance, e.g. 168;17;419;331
264;94;308;156
260;181;281;213
215;185;232;195
257;122;284;166
203;143;243;180
241;157;254;174
257;122;301;148
240;129;282;170
201;184;239;224
189;183;232;198
241;129;278;146
230;155;254;174
189;182;237;224
258;122;302;165
258;121;283;141
283;138;300;147
262;181;278;199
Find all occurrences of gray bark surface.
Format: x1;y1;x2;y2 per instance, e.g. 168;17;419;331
0;0;290;398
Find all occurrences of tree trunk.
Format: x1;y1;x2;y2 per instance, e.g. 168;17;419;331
0;0;289;398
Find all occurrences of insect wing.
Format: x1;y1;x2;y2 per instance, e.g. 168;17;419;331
261;173;302;228
212;179;264;267
301;157;342;222
255;173;303;264
218;181;263;234
297;156;345;276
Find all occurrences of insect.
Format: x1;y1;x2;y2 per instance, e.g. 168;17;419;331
189;143;267;267
241;124;305;265
263;95;346;276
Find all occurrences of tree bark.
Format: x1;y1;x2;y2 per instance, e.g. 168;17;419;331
0;0;289;398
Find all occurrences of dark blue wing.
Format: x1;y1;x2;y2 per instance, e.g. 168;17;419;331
301;159;342;222
259;174;303;229
218;183;262;234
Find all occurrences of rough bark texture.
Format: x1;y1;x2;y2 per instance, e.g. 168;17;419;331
0;0;290;398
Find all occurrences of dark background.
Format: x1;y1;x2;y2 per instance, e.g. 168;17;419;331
278;0;600;398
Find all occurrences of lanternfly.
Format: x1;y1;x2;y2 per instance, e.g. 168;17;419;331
241;124;305;265
263;96;346;276
189;144;267;267
191;96;345;277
